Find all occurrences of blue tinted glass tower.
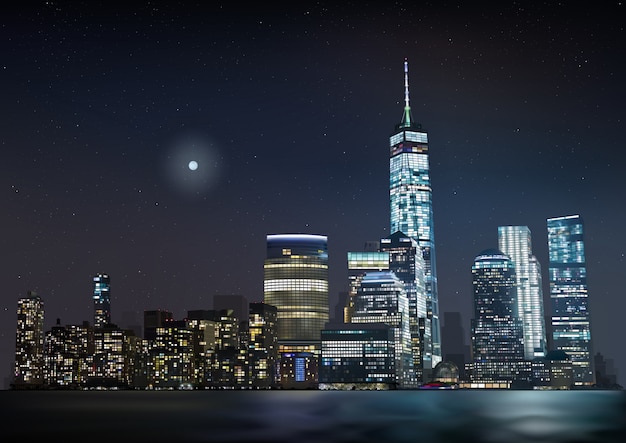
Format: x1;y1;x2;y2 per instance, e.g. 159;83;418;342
547;215;594;386
389;59;441;364
93;273;111;328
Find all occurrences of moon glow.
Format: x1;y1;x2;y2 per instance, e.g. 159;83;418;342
188;160;198;171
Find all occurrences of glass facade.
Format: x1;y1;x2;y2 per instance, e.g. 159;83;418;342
498;226;547;359
389;60;440;362
470;249;525;382
351;271;416;388
264;234;329;342
380;232;432;381
547;214;594;386
319;325;396;389
93;273;111;328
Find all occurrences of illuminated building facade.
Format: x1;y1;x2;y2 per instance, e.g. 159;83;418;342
351;271;416;388
498;225;547;359
345;250;390;322
547;214;594;386
380;231;432;381
319;323;397;390
470;249;525;383
389;59;441;363
13;291;45;389
93;273;111;328
248;302;279;388
90;323;138;388
44;320;94;388
264;234;329;387
149;320;194;389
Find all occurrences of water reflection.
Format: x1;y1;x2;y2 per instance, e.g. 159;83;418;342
3;390;625;443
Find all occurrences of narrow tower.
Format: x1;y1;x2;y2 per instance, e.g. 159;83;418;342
547;215;594;386
93;273;111;328
389;59;441;364
498;226;547;359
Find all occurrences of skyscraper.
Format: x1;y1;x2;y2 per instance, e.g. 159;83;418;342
380;231;432;382
498;225;547;359
470;249;525;383
93;273;111;328
547;214;594;386
13;291;45;389
351;271;416;388
264;234;329;387
389;59;441;362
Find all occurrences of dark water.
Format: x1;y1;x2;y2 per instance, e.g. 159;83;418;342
2;390;625;443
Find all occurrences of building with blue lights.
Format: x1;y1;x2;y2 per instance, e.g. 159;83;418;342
547;214;594;386
92;273;111;328
498;225;547;359
389;59;441;364
470;249;525;383
350;271;416;388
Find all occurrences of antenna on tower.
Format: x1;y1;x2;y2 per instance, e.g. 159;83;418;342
404;58;410;109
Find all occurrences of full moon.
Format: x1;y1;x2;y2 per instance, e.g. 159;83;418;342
188;160;198;171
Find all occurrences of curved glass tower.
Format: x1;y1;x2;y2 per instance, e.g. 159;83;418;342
264;234;329;342
470;249;524;382
389;59;441;363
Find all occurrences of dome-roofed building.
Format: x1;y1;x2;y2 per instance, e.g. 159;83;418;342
432;360;459;384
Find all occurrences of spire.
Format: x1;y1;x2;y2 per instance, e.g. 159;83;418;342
399;58;415;129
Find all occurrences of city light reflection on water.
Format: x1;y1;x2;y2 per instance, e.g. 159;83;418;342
3;390;624;443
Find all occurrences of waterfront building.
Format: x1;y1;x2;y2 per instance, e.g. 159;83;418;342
319;323;397;390
93;273;111;329
13;291;45;389
264;233;329;388
90;323;138;389
351;271;416;388
248;302;279;388
470;249;525;383
380;231;432;381
498;226;547;359
44;320;94;388
547;214;595;386
389;59;441;362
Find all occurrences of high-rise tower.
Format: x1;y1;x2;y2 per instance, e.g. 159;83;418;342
498;226;547;359
264;234;329;388
93;273;111;328
13;291;45;389
547;215;594;386
389;59;441;363
470;249;525;383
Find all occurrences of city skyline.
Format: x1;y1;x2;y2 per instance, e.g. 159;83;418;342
1;2;624;387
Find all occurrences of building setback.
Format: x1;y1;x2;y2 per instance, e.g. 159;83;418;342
389;59;441;364
547;214;595;386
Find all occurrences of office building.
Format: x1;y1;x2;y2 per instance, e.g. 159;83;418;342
264;234;329;387
547;214;594;386
93;273;111;328
389;59;441;362
351;271;416;388
319;323;397;390
44;320;94;388
498;225;547;359
470;249;525;383
13;291;45;389
248;302;279;388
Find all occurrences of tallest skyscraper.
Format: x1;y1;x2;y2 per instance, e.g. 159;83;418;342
389;59;441;364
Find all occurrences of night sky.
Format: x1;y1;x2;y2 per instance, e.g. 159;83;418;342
1;2;624;387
